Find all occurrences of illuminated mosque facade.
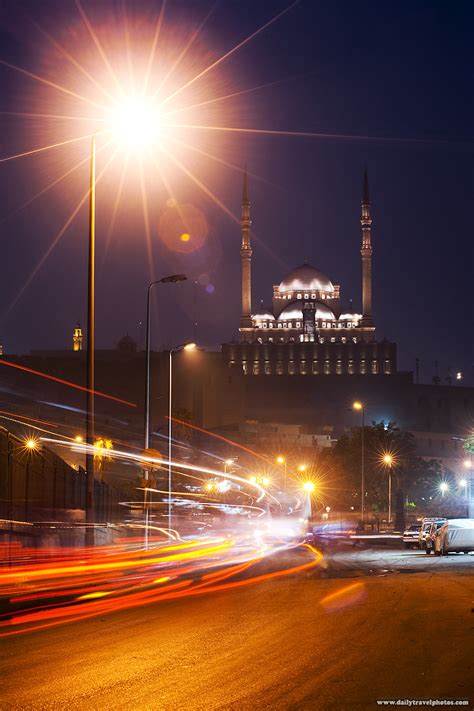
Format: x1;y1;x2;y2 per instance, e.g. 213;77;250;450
223;171;397;376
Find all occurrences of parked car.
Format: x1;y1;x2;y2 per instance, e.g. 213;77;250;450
424;519;447;554
434;519;474;556
419;518;446;551
402;524;422;549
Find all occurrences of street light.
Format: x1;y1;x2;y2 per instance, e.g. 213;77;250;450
168;342;196;530
298;464;307;472
352;401;365;523
143;275;188;451
381;453;393;525
439;482;449;496
85;104;170;542
303;481;315;493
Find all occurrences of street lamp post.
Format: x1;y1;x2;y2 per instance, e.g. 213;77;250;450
353;401;365;523
168;342;196;530
142;275;187;546
276;456;287;493
382;453;393;525
85;136;96;546
144;275;187;450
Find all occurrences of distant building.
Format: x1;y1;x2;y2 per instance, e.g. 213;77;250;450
73;323;83;351
223;171;397;376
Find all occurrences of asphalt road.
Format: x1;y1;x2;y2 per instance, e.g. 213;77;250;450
2;546;473;710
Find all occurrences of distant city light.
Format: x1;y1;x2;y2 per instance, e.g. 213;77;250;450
439;482;449;494
456;372;462;380
459;479;467;488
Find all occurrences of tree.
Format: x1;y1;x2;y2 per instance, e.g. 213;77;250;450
332;422;442;528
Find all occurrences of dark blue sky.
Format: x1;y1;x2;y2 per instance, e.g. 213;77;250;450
0;0;472;384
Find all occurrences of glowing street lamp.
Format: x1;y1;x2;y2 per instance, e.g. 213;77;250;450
25;438;38;451
276;456;287;492
352;401;365;522
298;464;307;472
381;453;394;524
303;481;315;493
439;482;449;496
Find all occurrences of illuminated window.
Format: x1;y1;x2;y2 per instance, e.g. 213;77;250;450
371;360;378;374
242;361;248;375
288;360;295;375
348;322;352;328
352;337;358;343
348;359;354;374
276;360;284;375
300;360;306;375
336;360;343;374
312;360;319;374
338;323;343;328
360;359;366;374
384;359;391;374
262;323;267;328
264;361;271;375
288;322;292;328
253;361;260;375
342;337;347;343
324;360;331;374
304;293;309;299
296;321;301;328
297;293;302;299
278;323;282;329
312;293;316;299
330;337;335;342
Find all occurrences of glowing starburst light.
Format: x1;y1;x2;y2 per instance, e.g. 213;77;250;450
111;99;164;149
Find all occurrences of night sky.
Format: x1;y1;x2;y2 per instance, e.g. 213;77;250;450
0;0;472;384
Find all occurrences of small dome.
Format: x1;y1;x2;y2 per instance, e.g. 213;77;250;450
339;313;362;321
278;301;335;320
278;263;334;294
252;308;275;320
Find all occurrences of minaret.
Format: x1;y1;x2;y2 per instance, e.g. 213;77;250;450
73;322;83;351
360;170;375;331
240;170;253;334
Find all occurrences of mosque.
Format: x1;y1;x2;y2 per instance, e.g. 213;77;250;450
223;171;397;376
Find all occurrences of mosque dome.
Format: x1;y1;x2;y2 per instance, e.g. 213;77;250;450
278;263;334;294
252;308;275;320
278;301;335;320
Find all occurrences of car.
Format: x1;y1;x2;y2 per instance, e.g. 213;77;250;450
424;519;447;554
418;517;446;551
402;524;421;549
434;519;474;556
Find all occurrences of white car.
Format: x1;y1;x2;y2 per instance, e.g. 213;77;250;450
402;524;421;549
434;519;474;556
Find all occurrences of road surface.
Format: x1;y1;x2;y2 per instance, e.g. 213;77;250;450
2;546;473;710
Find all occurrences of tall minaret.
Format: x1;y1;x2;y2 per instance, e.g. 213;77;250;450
240;170;253;333
360;170;375;331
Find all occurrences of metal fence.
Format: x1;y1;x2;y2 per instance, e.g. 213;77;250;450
0;427;125;523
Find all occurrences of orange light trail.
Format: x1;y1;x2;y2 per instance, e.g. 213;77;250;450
0;359;136;407
168;415;276;466
0;538;322;637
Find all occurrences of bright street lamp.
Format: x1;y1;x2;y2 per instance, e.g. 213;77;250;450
381;452;394;524
276;456;287;492
439;482;449;496
352;401;365;522
303;481;315;493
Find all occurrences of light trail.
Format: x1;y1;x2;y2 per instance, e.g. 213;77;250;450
40;436;266;501
0;536;322;637
0;360;136;407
